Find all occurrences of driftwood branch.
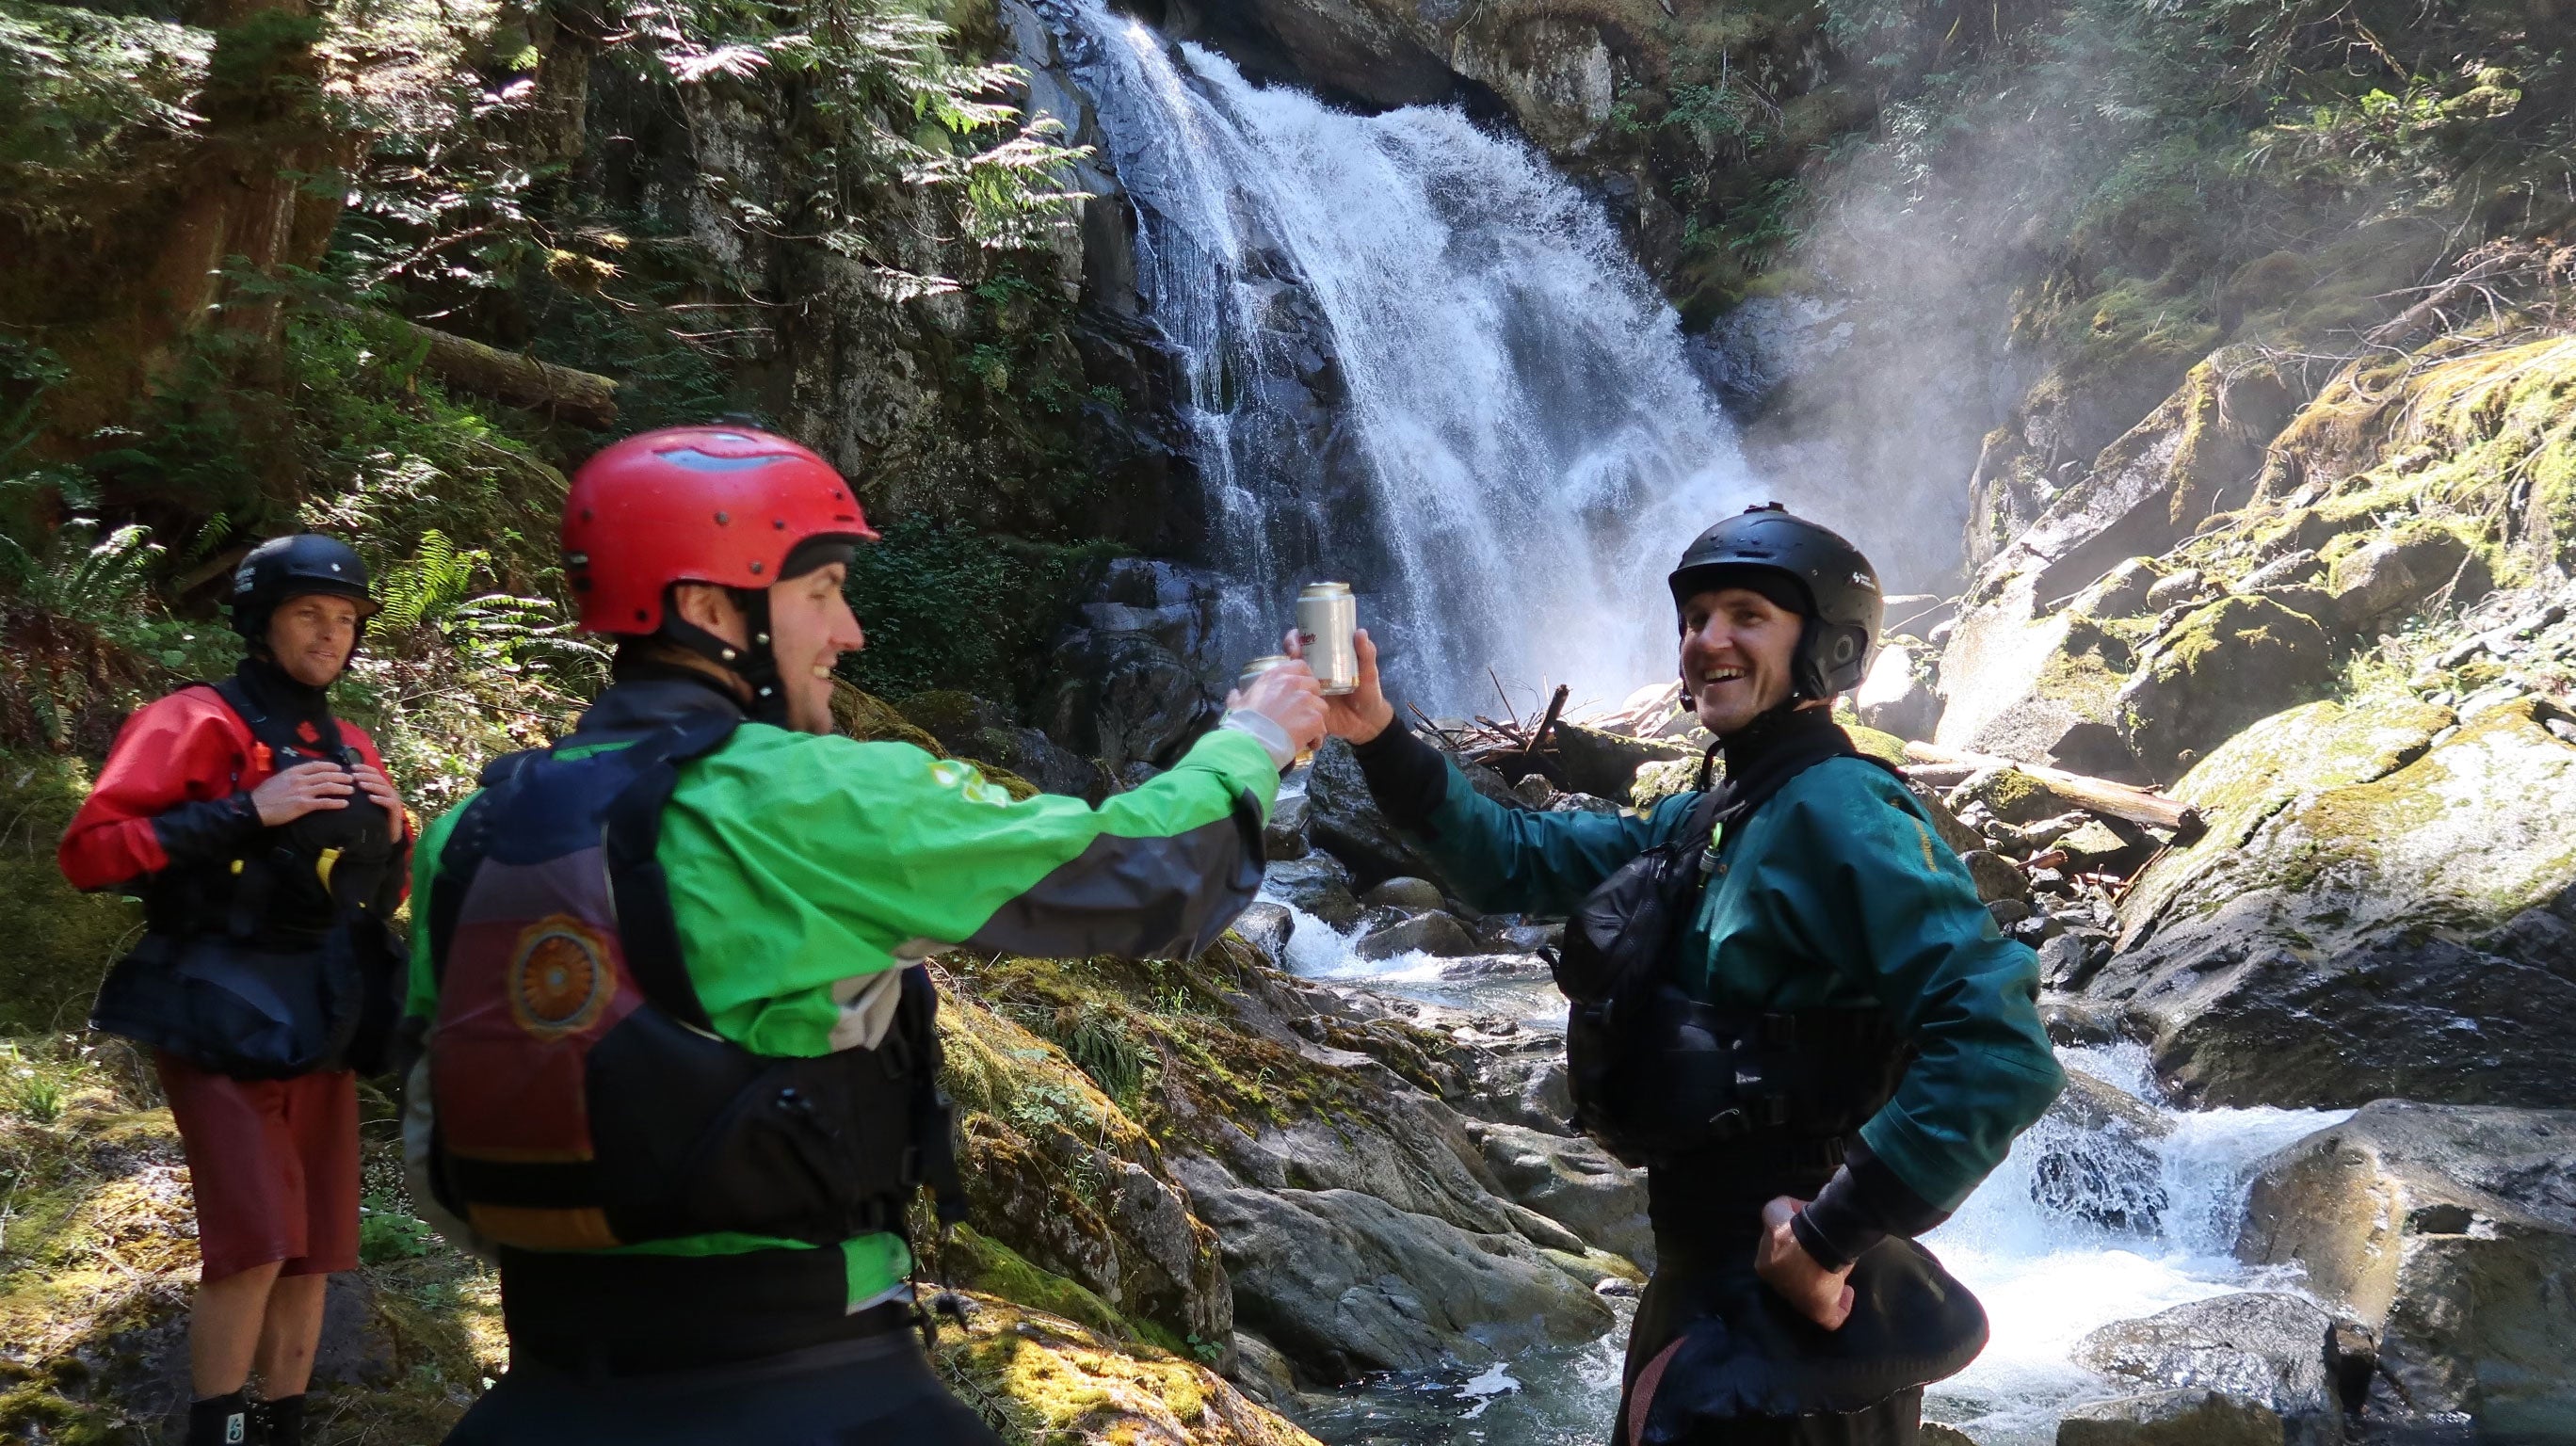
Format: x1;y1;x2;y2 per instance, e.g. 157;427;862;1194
324;302;619;427
1900;740;2203;841
1523;683;1570;759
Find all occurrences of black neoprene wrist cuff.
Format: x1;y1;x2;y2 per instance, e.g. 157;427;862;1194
1348;723;1451;832
152;792;263;867
1793;1141;1952;1272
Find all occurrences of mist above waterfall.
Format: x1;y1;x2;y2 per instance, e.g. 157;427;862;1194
1048;0;1765;715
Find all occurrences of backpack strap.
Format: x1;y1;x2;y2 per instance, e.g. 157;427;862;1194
600;712;741;1035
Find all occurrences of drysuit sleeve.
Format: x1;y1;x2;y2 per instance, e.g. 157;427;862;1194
58;689;260;892
652;723;1279;1054
1757;762;2064;1232
1350;724;1686;915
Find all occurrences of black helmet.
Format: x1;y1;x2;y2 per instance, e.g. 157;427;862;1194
1668;503;1883;698
229;534;380;643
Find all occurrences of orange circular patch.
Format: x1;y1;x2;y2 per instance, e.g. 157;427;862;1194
509;917;611;1036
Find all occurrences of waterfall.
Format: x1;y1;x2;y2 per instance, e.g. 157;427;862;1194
1040;1;1763;714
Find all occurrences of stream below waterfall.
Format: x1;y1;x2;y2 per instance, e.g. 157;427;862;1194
1268;895;2346;1446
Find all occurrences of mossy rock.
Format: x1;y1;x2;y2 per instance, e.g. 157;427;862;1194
831;682;1039;800
0;752;143;1035
2116;595;2337;779
2101;697;2576;1108
1844;723;1909;768
933;1293;1319;1446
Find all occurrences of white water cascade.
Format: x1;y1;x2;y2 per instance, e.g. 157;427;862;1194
1040;1;1763;713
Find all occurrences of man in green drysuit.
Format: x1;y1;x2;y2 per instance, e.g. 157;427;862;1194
1303;505;2063;1445
403;425;1327;1443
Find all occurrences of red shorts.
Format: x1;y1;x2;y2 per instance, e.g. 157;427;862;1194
156;1052;361;1282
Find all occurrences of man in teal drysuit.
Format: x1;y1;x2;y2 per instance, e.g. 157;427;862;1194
1305;505;2063;1445
404;425;1327;1444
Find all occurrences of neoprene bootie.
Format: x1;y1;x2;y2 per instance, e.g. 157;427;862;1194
187;1390;252;1446
253;1393;305;1446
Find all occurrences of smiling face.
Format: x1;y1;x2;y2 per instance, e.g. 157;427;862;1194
1680;586;1804;736
767;562;865;733
266;593;362;688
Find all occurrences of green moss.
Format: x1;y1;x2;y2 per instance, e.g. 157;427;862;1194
1844;724;1908;767
0;751;140;1034
946;1226;1133;1340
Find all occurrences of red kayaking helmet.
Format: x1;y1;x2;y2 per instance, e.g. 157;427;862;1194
562;425;877;636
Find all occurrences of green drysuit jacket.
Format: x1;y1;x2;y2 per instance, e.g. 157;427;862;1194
407;678;1280;1309
1403;749;2062;1216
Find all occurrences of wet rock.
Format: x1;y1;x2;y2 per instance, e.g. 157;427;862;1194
2326;523;2484;634
1923;1427;1980;1446
1175;1158;1616;1382
1472;914;1562;954
1225;1329;1301;1405
1857;640;1942;742
1989;898;2034;927
1467;1119;1651;1267
2075;1293;2340;1433
1547;790;1624;814
1305;736;1460;892
1352;910;1478;960
2143;569;2211;613
2055;1388;2286;1445
2058;818;2149;874
2108;699;2576;1107
1907;780;1986;856
1361;876;1445;911
1954;765;2078;826
1961;849;2031;904
2238;1100;2576;1431
2038;931;2112;991
1262;852;1364;931
2026;1068;2172;1234
1040;629;1222;779
1263;792;1310;860
2116;596;2337;779
1552;719;1694;801
1233;902;1294;966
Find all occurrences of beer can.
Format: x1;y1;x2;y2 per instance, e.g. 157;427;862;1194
1237;654;1295;695
1296;582;1359;696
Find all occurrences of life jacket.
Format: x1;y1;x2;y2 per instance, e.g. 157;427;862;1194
1546;725;1911;1168
143;675;400;942
89;676;406;1079
422;695;965;1254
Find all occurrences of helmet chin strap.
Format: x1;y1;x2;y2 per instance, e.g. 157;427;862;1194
659;586;790;725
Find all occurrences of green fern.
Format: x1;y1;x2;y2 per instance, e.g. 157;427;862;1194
373;529;486;634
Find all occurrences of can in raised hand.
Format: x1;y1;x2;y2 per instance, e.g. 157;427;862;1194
1296;583;1359;696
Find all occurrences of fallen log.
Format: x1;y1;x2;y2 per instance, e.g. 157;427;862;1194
323;302;619;427
1900;740;2203;842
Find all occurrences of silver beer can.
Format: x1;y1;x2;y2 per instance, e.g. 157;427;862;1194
1296;582;1359;696
1237;654;1295;695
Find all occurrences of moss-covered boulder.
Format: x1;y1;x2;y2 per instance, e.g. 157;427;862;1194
934;1292;1321;1446
2099;697;2576;1107
2115;596;2336;779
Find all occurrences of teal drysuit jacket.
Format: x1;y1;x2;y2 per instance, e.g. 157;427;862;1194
1399;748;2063;1218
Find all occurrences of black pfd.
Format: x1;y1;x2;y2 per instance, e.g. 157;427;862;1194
1547;713;1912;1169
145;672;400;943
422;690;966;1258
89;668;405;1080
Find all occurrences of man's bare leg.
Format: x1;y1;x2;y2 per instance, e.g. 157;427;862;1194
190;1261;284;1397
253;1272;330;1396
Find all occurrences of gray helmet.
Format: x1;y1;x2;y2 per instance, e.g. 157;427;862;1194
230;534;380;643
1668;503;1883;698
